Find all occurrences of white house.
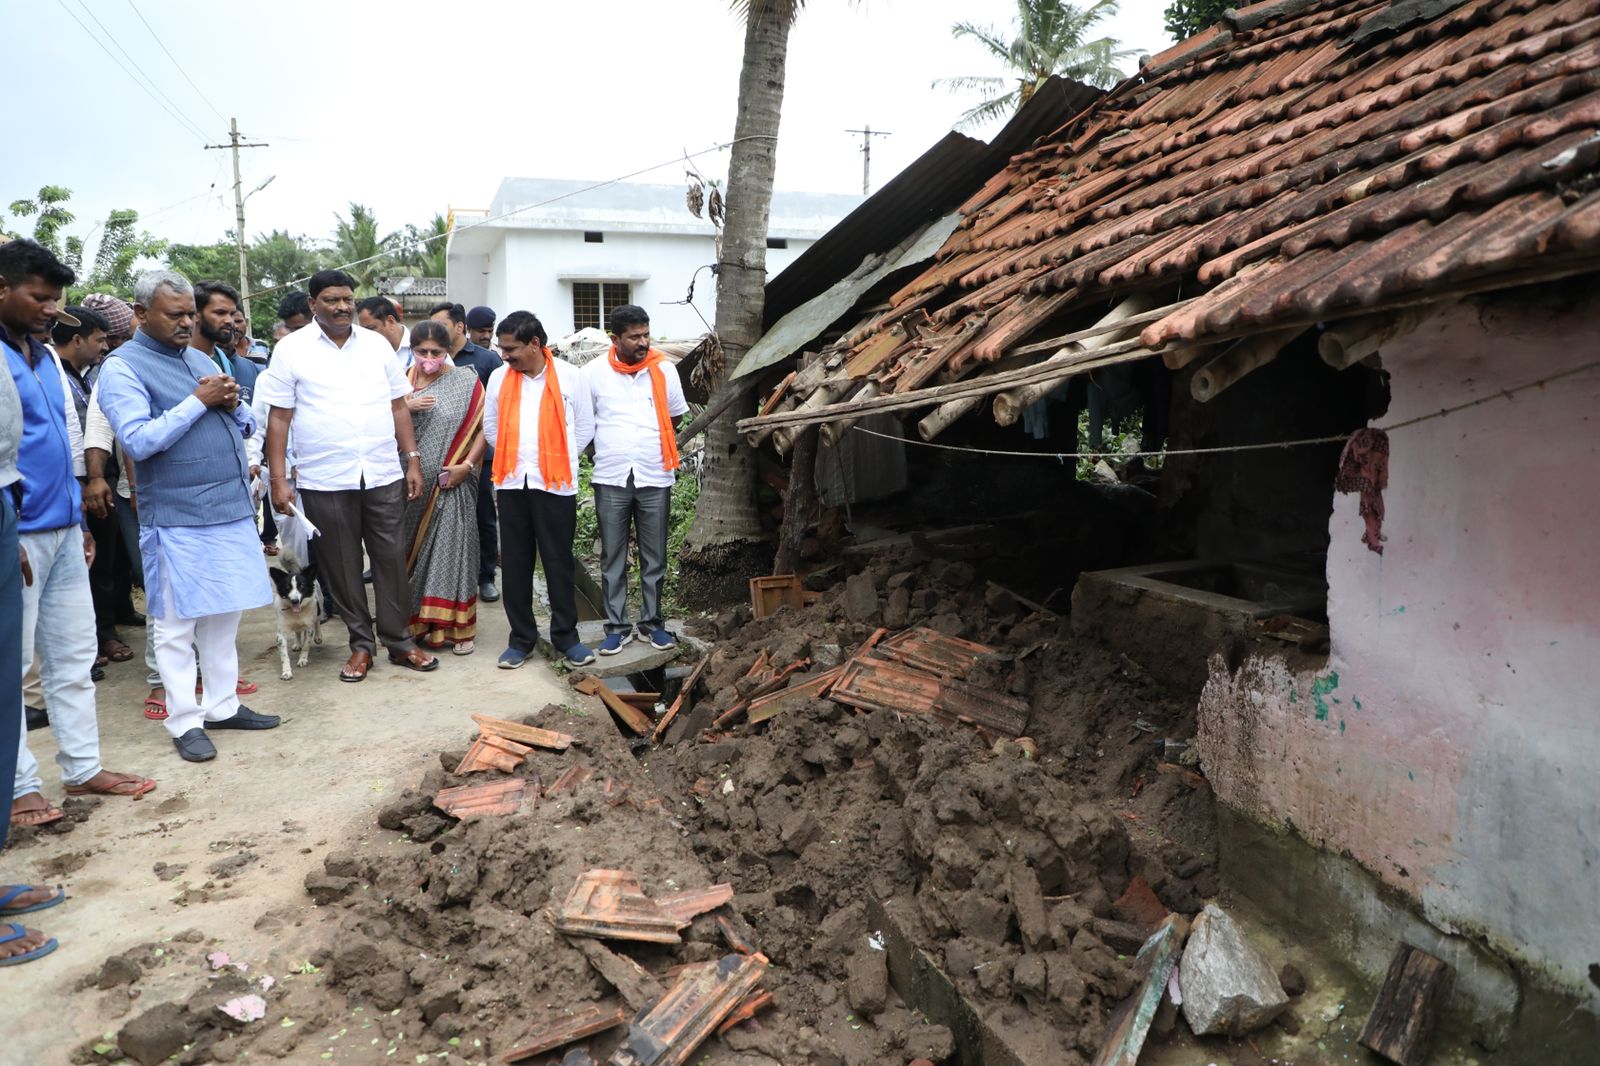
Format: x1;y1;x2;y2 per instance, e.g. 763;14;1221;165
444;178;864;339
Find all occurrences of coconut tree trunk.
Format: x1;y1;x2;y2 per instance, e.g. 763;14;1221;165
677;4;792;604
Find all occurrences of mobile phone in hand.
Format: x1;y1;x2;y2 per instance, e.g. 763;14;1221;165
438;470;450;487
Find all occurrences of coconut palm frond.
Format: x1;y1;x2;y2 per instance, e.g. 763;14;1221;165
729;0;807;25
932;74;1008;95
942;0;1133;124
953;91;1023;131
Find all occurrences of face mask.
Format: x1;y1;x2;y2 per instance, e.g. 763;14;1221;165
417;356;447;375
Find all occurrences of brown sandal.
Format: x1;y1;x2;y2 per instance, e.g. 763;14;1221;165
340;650;372;683
10;795;64;828
63;771;157;799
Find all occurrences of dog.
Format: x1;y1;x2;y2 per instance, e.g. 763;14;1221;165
268;562;322;680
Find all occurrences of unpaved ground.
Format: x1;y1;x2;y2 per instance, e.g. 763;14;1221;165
2;598;568;1065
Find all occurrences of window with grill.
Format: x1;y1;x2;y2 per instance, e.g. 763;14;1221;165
571;282;633;331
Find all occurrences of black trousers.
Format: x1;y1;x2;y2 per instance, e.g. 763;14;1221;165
85;499;121;644
476;447;498;583
497;487;578;654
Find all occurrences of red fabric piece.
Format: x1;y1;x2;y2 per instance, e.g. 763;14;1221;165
1335;427;1389;554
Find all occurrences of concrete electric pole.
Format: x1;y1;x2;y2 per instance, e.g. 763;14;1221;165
204;118;269;320
846;125;892;196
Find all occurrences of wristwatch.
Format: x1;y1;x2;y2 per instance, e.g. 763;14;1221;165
402;450;422;460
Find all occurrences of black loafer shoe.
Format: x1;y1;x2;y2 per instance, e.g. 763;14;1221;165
173;728;217;762
205;706;281;730
25;706;48;732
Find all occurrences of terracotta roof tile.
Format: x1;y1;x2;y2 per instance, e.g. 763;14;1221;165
771;0;1600;415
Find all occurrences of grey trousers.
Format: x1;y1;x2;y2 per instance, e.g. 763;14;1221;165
299;480;415;657
595;477;672;635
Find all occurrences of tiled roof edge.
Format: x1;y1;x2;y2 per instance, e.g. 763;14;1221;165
1142;23;1235;79
1229;0;1325;32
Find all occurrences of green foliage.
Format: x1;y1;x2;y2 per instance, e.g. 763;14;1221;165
165;241;241;290
396;214;449;279
936;0;1135;130
1163;0;1230;41
331;202;399;295
7;186;76;258
570;453;702;620
89;210;165;297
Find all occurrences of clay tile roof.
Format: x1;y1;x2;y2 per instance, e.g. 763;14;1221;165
747;0;1600;434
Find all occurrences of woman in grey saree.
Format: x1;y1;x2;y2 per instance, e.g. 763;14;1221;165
401;321;487;653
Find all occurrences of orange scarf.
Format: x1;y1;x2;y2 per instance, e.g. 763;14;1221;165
607;345;681;471
492;349;573;490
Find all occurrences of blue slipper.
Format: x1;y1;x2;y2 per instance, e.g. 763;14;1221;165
0;885;65;916
0;922;58;966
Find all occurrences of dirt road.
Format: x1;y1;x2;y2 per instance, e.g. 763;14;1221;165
3;598;566;1065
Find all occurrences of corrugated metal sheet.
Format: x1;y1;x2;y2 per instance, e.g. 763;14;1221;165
761;76;1104;329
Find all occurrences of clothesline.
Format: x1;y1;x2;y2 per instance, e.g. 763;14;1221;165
846;358;1600;462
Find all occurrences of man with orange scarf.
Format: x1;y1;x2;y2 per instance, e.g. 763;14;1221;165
484;312;595;669
584;305;688;655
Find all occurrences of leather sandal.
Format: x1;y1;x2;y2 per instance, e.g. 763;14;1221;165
339;650;372;683
387;647;439;673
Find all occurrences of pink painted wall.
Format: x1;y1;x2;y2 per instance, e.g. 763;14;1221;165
1198;294;1600;1003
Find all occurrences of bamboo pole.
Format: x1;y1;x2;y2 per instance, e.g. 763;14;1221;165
992;292;1162;427
1190;325;1308;403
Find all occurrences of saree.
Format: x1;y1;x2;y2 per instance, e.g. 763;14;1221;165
402;365;485;646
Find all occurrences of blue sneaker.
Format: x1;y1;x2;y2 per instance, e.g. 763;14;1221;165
646;627;677;651
598;632;631;656
497;648;527;670
561;643;596;667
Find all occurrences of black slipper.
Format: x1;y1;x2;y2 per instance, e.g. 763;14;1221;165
205;706;281;730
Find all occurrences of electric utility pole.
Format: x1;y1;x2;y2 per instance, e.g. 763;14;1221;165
846;125;891;196
204;118;268;320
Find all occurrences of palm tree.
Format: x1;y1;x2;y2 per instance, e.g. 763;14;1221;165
330;202;398;295
678;0;806;594
250;229;324;293
936;0;1134;129
397;213;450;278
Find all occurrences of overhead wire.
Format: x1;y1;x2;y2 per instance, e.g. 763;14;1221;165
54;0;208;142
242;135;776;304
72;0;210;138
124;0;228;123
846;358;1600;461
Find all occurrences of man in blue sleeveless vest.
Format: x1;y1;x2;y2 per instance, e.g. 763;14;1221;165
97;270;280;763
2;239;158;822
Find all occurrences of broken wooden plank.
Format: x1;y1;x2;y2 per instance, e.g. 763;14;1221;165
456;733;534;774
1092;913;1186;1066
1358;944;1453;1066
471;713;576;751
713;658;813;729
502;1004;630;1063
830;656;1029;737
757;370;797;417
553;869;684;944
651;656;708;745
746;666;844;724
567;937;667;1013
607;953;769;1066
740;649;771;682
616;691;660;706
434;778;531;820
654;883;734;924
573;675;655;735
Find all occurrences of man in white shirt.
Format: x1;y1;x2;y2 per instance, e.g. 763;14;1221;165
583;305;688;655
356;296;412;370
484;312;595;669
256;269;437;682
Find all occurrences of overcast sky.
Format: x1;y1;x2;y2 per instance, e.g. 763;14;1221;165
8;0;1172;261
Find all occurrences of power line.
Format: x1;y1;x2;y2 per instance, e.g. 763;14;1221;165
124;0;228;123
242;135;778;303
848;358;1600;460
55;0;207;142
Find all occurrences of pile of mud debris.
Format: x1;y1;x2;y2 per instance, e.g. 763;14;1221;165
85;555;1222;1066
